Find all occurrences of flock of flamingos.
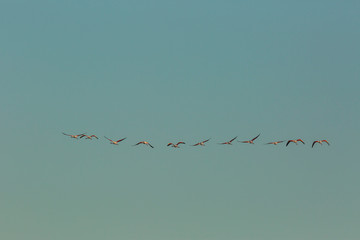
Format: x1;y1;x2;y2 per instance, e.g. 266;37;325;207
62;132;330;148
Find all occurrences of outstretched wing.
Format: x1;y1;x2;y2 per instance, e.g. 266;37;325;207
203;138;210;143
104;136;113;142
116;137;126;143
251;134;260;141
229;136;237;142
62;132;71;136
177;142;185;145
147;143;154;148
322;140;330;145
297;139;305;144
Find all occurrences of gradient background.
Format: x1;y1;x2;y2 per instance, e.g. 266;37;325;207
1;1;359;239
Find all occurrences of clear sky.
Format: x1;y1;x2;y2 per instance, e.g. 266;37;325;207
1;0;359;239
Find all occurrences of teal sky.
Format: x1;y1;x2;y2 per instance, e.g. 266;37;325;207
1;1;360;239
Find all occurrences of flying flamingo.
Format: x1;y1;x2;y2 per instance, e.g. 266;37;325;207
167;142;186;148
265;140;284;145
239;134;260;144
62;132;86;139
80;134;99;140
312;140;330;148
134;141;154;148
193;138;211;146
104;136;127;145
219;136;237;145
286;139;305;146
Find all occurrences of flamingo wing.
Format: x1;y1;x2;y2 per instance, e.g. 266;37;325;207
104;136;113;142
229;136;237;142
116;137;126;143
251;134;260;141
297;139;305;144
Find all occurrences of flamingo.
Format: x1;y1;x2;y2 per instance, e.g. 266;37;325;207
286;139;305;146
239;134;260;144
265;140;284;145
219;136;237;145
193;138;210;146
312;140;330;148
80;134;99;140
104;136;126;145
62;132;86;139
134;141;154;148
167;142;186;148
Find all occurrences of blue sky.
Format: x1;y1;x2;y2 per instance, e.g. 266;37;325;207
1;1;359;239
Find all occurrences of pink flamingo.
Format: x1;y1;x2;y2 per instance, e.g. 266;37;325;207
312;140;330;148
134;141;154;148
193;138;211;146
219;136;237;145
62;132;86;139
104;136;127;145
80;134;99;140
265;140;284;145
239;134;260;144
286;139;305;146
167;142;186;148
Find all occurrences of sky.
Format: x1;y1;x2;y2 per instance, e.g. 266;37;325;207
1;0;360;239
